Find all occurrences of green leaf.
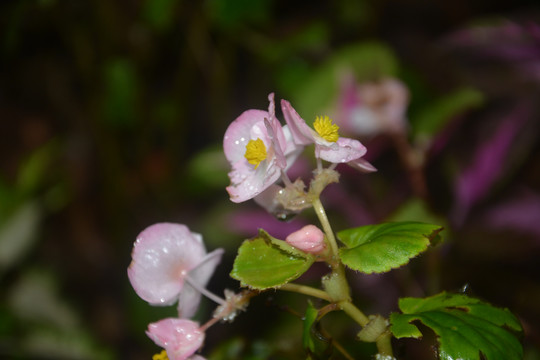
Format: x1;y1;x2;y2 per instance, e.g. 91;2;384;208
388;198;444;226
186;146;229;193
142;0;177;31
231;230;315;289
207;0;271;29
302;301;319;353
390;292;523;360
102;58;139;128
259;22;329;64
302;301;333;359
337;222;442;274
412;87;484;138
0;201;41;274
16;141;58;196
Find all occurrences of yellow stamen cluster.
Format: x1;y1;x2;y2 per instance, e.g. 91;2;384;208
152;350;169;360
314;116;339;142
244;138;267;168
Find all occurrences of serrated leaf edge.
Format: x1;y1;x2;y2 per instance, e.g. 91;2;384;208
338;222;443;274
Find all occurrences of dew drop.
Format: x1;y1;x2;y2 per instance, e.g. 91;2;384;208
460;283;470;294
272;209;299;222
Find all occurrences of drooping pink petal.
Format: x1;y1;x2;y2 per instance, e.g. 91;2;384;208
281;99;314;146
128;223;206;306
177;249;224;318
286;225;326;254
226;159;282;203
316;137;366;163
348;158;378;173
146;318;204;360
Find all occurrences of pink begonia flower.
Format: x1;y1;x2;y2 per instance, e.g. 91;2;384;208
224;93;302;202
337;75;409;137
285;224;326;254
128;223;224;318
281;99;376;172
147;318;204;360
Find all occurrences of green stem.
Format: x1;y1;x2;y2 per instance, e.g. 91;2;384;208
312;197;340;260
185;275;226;305
339;301;369;327
309;195;392;356
280;283;332;302
375;331;394;358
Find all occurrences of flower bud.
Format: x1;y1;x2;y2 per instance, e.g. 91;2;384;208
146;318;204;360
286;225;326;254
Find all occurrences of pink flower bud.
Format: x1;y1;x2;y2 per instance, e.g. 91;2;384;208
286;225;326;254
146;318;204;360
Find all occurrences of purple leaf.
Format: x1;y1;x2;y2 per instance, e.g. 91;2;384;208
481;188;540;239
452;104;529;225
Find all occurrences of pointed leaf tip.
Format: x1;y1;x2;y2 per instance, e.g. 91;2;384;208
337;222;443;274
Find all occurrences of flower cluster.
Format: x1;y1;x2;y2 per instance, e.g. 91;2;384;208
126;90;523;360
223;93;375;205
130;93;377;359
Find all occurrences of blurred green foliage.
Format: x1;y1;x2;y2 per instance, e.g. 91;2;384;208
411;87;484;140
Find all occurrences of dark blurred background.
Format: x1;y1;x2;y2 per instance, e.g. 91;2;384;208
1;0;540;359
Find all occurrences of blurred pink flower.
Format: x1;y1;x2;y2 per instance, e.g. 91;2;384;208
337;75;409;137
147;318;205;360
281;99;376;172
224;93;301;202
286;224;326;254
128;223;223;318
